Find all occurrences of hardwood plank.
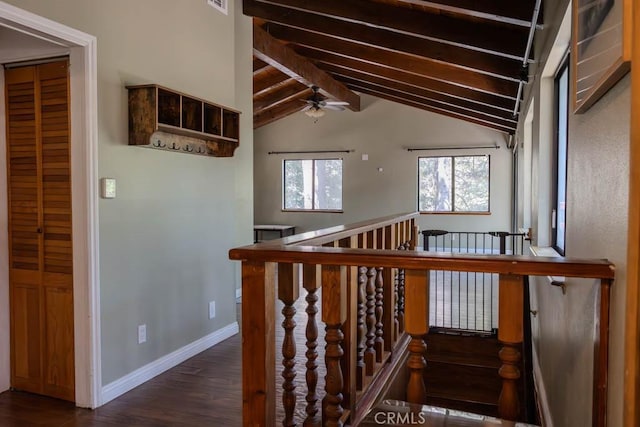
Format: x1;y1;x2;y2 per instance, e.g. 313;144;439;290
254;93;312;128
253;67;291;95
297;46;518;102
342;79;517;129
253;78;308;112
244;0;528;59
254;24;361;111
389;0;538;26
351;85;516;134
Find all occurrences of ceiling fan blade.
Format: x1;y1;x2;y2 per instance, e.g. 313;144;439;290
325;101;349;106
323;104;346;111
301;105;313;112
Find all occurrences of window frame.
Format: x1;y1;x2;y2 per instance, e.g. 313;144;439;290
417;154;491;214
281;158;344;213
552;53;570;255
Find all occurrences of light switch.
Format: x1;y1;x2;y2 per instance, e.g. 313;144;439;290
101;178;116;199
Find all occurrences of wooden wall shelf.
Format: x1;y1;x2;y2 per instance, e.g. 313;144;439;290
127;84;240;157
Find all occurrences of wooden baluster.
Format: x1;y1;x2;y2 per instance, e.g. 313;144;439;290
338;238;357;412
405;269;429;405
375;267;384;362
356;266;367;390
383;225;396;351
322;265;348;427
364;266;377;375
303;264;321;427
278;263;299;427
497;274;524;421
242;261;276;426
397;244;406;333
394;268;400;338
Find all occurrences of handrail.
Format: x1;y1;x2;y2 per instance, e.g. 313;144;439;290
249;211;418;248
231;213;614;427
230;246;614;279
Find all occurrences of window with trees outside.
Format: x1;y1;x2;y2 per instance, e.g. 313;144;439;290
553;55;569;255
418;155;490;213
283;159;343;211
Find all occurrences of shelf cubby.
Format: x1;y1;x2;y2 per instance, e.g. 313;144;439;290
127;84;240;157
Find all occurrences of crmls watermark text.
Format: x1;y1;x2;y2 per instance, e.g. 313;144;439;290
373;411;427;425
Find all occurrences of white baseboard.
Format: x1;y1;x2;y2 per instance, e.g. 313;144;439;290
236;288;242;300
532;344;553;427
100;322;239;406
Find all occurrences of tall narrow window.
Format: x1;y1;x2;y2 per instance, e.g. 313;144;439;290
553;55;569;255
283;159;343;211
418;155;490;213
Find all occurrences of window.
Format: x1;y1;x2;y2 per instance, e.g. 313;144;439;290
418;155;490;213
283;159;343;211
553;55;569;255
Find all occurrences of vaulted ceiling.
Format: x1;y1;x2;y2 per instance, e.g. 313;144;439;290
246;0;541;134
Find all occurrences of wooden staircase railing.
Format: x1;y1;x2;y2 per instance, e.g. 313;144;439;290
229;213;615;427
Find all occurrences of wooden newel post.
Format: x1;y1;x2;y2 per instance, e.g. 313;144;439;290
404;269;429;405
242;261;276;427
497;274;524;421
322;265;348;427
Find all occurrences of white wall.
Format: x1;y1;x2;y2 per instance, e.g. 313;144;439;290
254;95;513;238
5;0;252;386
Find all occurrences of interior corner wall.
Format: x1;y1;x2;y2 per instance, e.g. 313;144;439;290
233;0;254;295
5;0;250;385
519;1;630;425
253;96;513;236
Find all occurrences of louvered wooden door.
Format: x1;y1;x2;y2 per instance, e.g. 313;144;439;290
5;59;74;401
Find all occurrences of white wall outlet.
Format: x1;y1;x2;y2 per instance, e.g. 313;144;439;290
138;324;147;344
100;178;116;199
208;301;216;319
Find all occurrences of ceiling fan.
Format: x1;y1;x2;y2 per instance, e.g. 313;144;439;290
302;86;349;118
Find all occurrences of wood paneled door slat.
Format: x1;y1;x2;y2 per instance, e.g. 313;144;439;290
5;58;74;402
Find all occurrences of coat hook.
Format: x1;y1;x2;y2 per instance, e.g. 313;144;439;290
170;142;179;150
196;146;204;154
183;144;194;153
153;139;166;148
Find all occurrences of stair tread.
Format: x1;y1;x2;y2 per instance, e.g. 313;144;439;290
426;388;499;407
426;353;501;368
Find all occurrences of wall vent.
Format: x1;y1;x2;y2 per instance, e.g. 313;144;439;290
207;0;228;15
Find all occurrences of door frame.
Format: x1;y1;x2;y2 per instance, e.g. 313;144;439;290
0;2;100;408
625;0;640;424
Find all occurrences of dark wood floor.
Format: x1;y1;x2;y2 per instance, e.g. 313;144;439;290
0;294;532;427
0;332;242;427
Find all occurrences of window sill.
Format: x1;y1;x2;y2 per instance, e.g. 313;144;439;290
281;209;343;213
419;211;491;215
529;246;566;294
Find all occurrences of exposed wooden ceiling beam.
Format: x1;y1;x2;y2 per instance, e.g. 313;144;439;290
266;23;521;80
253;67;291;95
315;57;516;112
394;0;538;27
254;78;308;112
330;68;514;121
244;0;528;59
253;24;361;111
296;45;518;99
354;85;514;134
344;79;516;130
254;94;312;128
